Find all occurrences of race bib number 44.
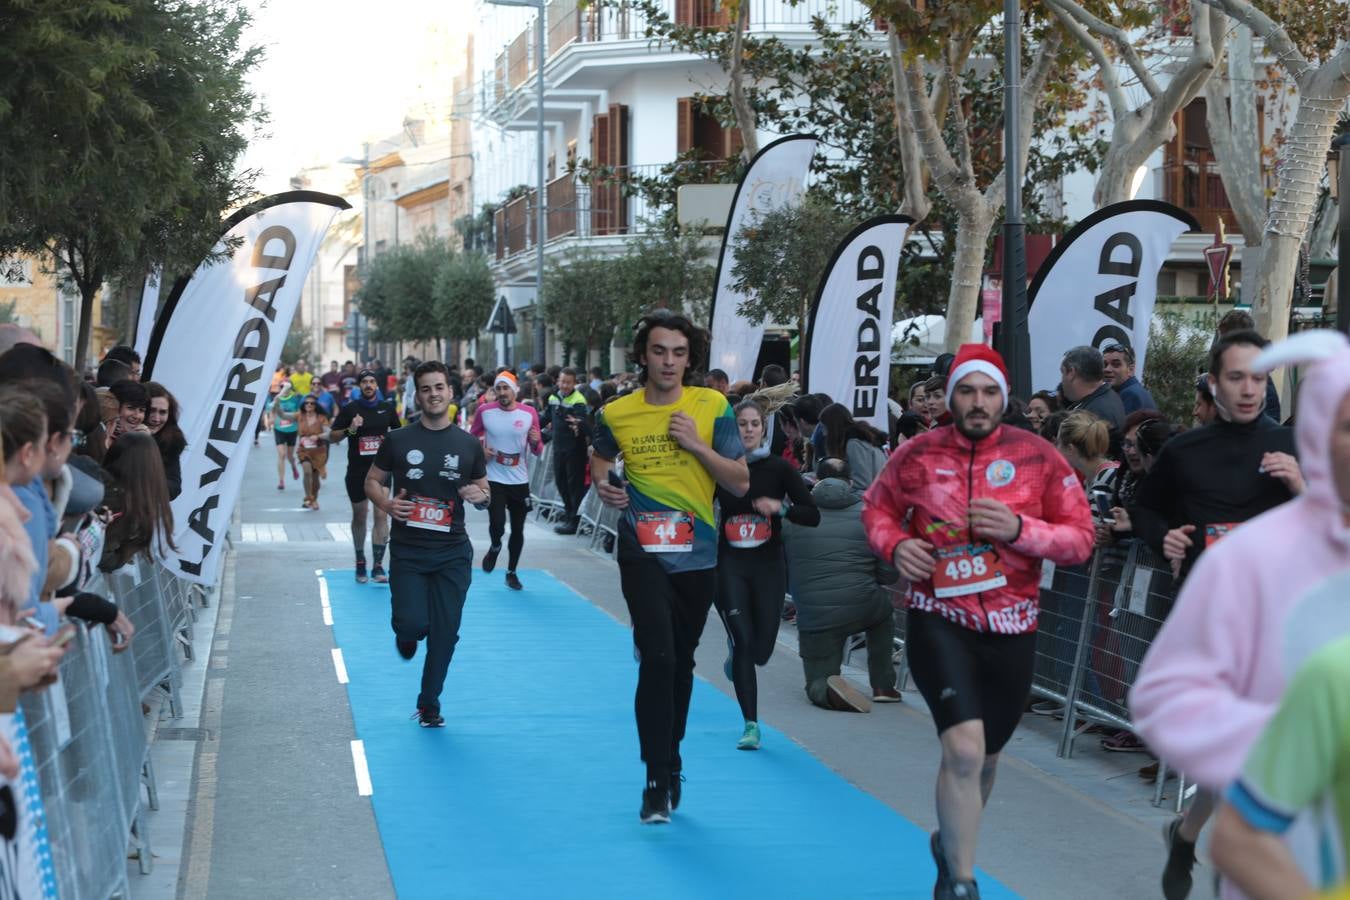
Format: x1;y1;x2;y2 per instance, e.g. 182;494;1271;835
636;511;694;553
931;543;1008;598
358;435;383;456
724;513;770;549
407;495;454;532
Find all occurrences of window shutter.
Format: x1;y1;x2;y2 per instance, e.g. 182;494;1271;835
677;98;694;155
608;103;630;167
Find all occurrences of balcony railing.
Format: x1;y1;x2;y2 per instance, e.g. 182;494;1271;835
1161;153;1243;236
492;161;735;262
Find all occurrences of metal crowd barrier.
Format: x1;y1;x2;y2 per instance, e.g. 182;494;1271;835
529;443;565;522
18;559;208;899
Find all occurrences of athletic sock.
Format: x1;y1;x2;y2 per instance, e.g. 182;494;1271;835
372;543;386;567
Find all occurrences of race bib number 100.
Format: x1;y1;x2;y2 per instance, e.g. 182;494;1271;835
635;511;694;553
408;495;454;533
931;543;1008;598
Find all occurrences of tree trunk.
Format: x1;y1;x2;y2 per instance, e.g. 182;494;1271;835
1093;111;1155;206
727;1;759;162
1206;24;1267;296
74;281;98;373
944;201;995;352
1249;78;1347;344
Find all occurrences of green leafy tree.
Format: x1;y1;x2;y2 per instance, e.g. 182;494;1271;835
611;228;717;324
0;0;266;368
1143;309;1218;425
387;236;445;343
728;192;853;332
434;252;496;344
540;249;622;361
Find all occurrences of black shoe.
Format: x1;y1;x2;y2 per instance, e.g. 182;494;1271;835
371;566;388;584
413;707;444;728
395;637;417;660
482;543;501;573
931;831;952;887
1162;817;1196;900
355;562;368;584
639;782;670;824
935;879;981;900
668;770;685;811
554;519;579;535
505;571;523;591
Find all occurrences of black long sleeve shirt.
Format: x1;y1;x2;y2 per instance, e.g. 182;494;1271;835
1129;416;1297;578
716;454;819;554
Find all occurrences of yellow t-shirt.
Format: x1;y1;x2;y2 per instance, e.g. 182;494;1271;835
291;372;314;395
593;385;743;571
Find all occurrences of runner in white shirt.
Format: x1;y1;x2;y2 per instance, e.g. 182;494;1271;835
469;371;543;590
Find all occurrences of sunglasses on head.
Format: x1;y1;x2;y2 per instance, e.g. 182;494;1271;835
1102;343;1135;363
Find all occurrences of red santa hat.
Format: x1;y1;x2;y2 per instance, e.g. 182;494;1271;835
945;343;1010;411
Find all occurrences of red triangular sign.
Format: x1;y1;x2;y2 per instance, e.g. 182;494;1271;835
1205;243;1233;295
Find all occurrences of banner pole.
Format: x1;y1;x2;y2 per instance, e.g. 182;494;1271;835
998;0;1032;399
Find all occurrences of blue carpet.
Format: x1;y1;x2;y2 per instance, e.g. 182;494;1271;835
323;566;1019;900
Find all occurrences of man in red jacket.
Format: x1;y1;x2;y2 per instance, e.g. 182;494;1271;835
863;344;1093;900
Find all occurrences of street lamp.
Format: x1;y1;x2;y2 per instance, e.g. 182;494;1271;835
996;0;1031;398
487;0;548;367
1330;130;1349;335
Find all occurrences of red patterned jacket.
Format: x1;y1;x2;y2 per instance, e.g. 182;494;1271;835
862;424;1094;634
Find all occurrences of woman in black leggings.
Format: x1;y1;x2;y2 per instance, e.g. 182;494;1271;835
715;398;818;750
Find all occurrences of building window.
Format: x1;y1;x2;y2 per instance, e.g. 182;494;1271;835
677;97;742;161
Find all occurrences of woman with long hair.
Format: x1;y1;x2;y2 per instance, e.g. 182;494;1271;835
271;381;302;490
714;397;819;750
1026;390;1060;433
99;432;176;571
296;394;331;510
818;402;888;491
1056;411;1119;499
144;382;186;500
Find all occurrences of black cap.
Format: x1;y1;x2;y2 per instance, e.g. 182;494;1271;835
358;368;378;382
933;352;956;379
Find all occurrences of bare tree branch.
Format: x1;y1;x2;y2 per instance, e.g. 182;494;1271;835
727;0;759;161
1194;0;1310;81
1043;0;1161;97
886;29;932;222
898;46;962;194
1048;1;1128;120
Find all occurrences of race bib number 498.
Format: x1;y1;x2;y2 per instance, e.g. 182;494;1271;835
931;543;1008;598
635;511;694;553
407;495;454;533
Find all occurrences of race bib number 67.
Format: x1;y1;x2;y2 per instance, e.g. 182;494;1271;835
636;511;694;553
931;543;1008;598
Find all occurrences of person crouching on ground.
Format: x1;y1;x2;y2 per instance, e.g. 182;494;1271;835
782;456;901;712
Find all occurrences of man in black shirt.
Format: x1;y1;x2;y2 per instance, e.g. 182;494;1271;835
1130;330;1302;581
330;371;401;583
366;361;488;728
1059;345;1127;434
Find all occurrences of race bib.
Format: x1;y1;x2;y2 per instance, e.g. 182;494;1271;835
407;495;454;533
635;511;694;553
724;513;771;549
931;543;1008;598
299;435;319;450
358;435;383;456
494;450;521;467
1205;522;1238;548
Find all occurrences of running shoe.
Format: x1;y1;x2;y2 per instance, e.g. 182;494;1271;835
872;688;903;703
736;721;761;751
1161;816;1196;900
505;571;523;591
554;518;579;535
935;879;981;899
371;566;388;584
482;543;501;573
639;783;671;825
277;481;284;491
355;562;368;584
1030;700;1063;716
412;707;444;728
931;831;952;887
825;675;872;713
668;770;684;811
395;637;417;660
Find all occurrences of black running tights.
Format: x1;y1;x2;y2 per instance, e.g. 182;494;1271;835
714;549;787;722
488;482;530;571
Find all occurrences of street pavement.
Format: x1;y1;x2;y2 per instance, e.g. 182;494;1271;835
175;431;1212;899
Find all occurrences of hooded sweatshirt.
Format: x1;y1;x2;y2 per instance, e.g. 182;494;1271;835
1130;332;1350;799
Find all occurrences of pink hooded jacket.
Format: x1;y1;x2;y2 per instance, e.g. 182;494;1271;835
1130;331;1350;791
